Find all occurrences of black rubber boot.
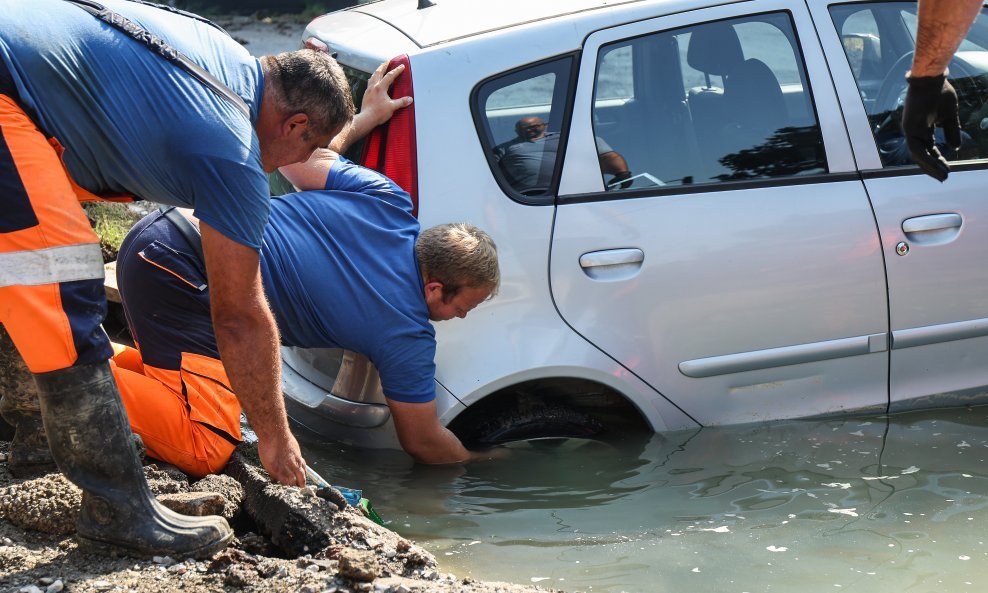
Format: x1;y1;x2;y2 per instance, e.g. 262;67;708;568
0;325;56;477
34;361;233;559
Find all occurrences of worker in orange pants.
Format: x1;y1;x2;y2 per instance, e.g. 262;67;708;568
110;343;241;479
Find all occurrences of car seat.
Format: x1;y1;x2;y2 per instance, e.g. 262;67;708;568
686;21;789;180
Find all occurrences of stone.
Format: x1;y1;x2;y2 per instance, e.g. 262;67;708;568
44;580;63;593
337;548;379;582
190;474;243;519
156;491;228;517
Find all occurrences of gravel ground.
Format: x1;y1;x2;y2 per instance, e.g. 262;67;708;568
0;441;567;593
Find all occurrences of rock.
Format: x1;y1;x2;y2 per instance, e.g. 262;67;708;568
45;579;64;593
224;564;258;587
156;491;228;517
337;548;379;582
17;586;42;593
191;473;243;519
223;452;341;557
152;555;175;566
0;474;80;535
143;464;190;495
316;485;348;510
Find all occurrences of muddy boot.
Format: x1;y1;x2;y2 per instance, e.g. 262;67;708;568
34;361;233;559
0;325;55;477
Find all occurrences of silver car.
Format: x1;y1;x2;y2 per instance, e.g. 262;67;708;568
281;0;988;449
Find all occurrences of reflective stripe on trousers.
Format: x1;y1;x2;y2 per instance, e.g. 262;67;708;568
0;92;112;372
0;243;104;287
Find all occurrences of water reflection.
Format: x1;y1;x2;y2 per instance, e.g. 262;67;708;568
300;406;988;592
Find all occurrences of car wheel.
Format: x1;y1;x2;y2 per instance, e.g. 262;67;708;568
461;403;604;447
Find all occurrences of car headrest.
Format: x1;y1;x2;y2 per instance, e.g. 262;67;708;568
686;21;744;76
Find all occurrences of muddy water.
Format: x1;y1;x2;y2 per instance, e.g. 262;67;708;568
300;406;988;593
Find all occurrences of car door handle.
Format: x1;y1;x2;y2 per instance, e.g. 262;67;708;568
901;213;962;246
579;248;644;281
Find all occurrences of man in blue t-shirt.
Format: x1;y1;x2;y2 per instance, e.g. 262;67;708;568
0;0;353;558
111;63;498;473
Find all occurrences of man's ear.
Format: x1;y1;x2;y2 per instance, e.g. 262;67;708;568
423;280;444;299
283;113;310;137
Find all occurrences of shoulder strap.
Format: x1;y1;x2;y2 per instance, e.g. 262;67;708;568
158;206;205;264
63;0;251;119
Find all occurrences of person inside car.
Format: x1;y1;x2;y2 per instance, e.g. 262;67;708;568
108;62;500;478
492;116;634;191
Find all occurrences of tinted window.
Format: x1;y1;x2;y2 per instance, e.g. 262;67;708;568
592;12;826;191
830;3;988;167
474;57;573;202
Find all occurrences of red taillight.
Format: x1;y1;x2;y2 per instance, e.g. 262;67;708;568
304;37;329;52
360;55;419;217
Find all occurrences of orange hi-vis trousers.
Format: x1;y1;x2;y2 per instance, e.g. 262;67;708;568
113;210;242;477
0;90;114;373
111;344;241;478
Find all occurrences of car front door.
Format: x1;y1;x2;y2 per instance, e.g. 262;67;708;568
549;0;890;426
817;1;988;413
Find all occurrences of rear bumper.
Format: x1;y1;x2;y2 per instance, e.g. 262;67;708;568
281;359;391;430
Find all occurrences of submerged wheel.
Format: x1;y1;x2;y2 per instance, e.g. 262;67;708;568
461;403;604;447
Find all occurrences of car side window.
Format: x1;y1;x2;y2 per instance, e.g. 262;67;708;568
591;12;826;191
474;57;574;203
830;3;988;167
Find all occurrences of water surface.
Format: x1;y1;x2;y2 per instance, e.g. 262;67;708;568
301;407;988;593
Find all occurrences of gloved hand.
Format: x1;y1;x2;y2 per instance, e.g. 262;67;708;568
611;170;633;189
901;72;961;182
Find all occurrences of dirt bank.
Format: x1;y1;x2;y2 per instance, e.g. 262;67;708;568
0;441;566;593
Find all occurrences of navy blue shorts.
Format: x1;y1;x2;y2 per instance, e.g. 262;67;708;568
116;211;218;371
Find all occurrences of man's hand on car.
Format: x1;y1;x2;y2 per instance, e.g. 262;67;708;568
901;72;962;182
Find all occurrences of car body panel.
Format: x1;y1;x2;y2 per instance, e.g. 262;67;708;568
809;1;988;412
346;0;736;48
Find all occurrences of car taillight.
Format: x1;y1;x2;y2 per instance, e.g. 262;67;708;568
360;55;419;217
303;37;329;52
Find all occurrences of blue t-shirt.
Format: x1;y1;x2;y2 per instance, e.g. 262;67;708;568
0;0;268;248
260;159;436;403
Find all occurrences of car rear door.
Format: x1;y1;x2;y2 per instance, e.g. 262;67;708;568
549;0;890;425
815;2;988;413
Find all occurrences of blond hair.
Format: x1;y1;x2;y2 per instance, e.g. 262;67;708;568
416;223;500;300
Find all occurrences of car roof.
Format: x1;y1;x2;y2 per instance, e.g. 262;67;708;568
339;0;733;47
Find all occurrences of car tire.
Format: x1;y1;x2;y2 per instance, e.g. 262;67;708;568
462;403;604;447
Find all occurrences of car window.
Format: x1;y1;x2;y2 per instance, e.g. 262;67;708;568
592;12;827;191
474;57;574;202
830;3;988;168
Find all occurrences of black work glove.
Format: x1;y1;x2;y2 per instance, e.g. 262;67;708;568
611;170;633;189
901;72;961;182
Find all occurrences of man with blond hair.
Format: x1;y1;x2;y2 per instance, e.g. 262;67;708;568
110;63;499;474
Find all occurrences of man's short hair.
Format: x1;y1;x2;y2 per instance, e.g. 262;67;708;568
416;223;500;300
263;49;355;136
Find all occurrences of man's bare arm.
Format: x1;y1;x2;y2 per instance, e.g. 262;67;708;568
598;150;630;176
386;398;471;464
912;0;983;76
200;222;305;486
